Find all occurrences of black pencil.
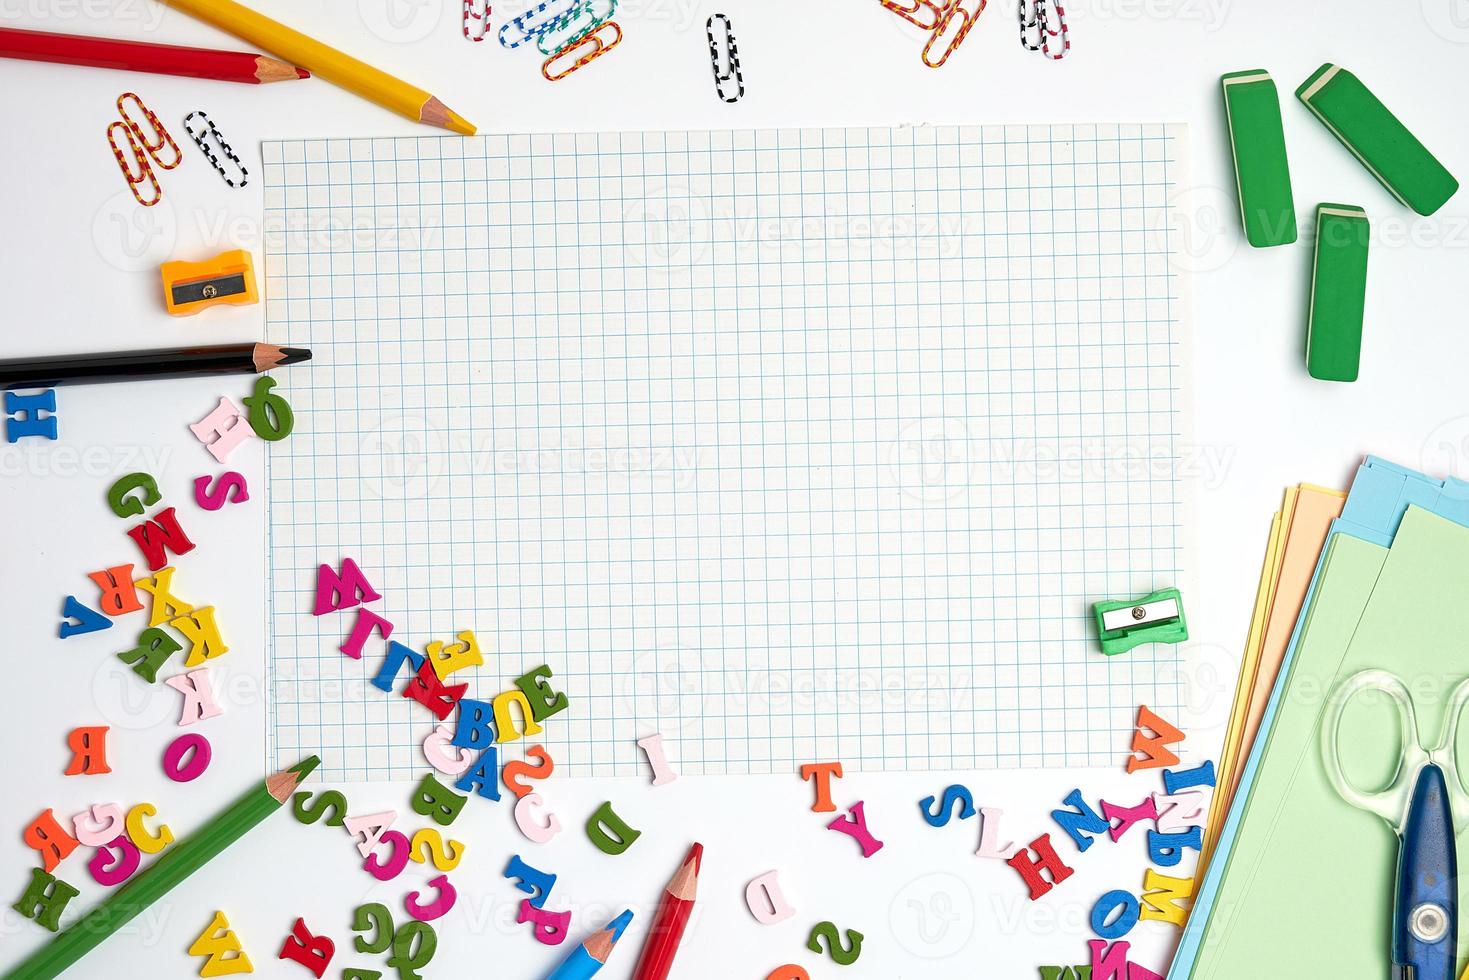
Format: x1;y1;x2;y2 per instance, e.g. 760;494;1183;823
0;343;310;389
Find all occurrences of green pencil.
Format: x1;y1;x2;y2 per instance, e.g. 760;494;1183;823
5;755;320;980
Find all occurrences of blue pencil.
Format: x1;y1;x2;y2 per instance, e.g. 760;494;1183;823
545;909;634;980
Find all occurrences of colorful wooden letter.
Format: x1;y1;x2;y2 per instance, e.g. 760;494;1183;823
412;774;467;827
58;595;112;639
404;875;456;922
24;809;79;872
807;922;863;965
340;607;393;661
920;785;976;827
126;506;196;572
5;389;58;442
800;762;843;813
827;801;883;858
278;918;334;977
637;733;678;786
1140;869;1194;926
189;910;254;977
513;794;562;844
107;472;161;519
166;668;224;726
125;802;174;854
312;558;381;616
72;803;125;847
975;807;1016;859
190;397;255;463
162;732;213;782
64;726;111;776
585;801;642;855
491;689;543;742
424;630;483;679
1102;797;1158;843
1006;834;1074;901
193;471;250;511
501;745;554;799
744;870;795;924
1090;889;1140;941
1125;706;1185;773
421;723;475;777
88;835;142;887
1052;789;1109;853
12;868;79;932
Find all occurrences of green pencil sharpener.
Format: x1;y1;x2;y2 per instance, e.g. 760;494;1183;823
1093;588;1188;655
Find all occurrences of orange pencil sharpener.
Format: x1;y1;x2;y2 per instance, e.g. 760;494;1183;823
161;249;258;316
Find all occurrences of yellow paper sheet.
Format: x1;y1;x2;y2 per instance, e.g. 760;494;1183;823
1202;483;1345;867
1233;486;1345;786
1200;498;1285;867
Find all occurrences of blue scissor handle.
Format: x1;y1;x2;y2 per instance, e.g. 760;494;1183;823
1396;763;1457;980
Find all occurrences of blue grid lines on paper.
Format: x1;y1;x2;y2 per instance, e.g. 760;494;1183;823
260;124;1189;781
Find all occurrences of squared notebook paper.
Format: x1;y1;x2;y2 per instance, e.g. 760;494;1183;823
260;124;1193;780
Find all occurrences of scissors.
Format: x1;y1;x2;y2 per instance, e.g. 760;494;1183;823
1321;669;1469;980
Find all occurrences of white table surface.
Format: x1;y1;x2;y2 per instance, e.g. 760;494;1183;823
5;0;1469;976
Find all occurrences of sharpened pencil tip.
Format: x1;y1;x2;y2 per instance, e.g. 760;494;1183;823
279;347;312;366
686;842;703;873
296;67;311;79
607;908;634;941
266;754;322;802
421;96;476;136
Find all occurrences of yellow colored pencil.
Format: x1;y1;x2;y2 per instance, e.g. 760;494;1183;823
156;0;474;135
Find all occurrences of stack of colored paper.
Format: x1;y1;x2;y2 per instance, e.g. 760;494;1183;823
1200;482;1345;871
1170;458;1469;979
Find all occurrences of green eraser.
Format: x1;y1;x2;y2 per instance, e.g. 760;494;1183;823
1221;70;1296;247
1297;64;1459;216
1306;203;1369;383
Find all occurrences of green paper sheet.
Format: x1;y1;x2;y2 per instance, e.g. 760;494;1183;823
1191;507;1469;979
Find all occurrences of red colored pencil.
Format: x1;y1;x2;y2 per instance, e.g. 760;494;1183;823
0;26;309;83
630;843;703;980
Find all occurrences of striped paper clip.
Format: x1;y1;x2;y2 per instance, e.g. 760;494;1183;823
536;0;615;56
541;20;621;80
881;0;951;31
117;92;181;170
923;0;986;67
464;0;491;40
1019;0;1068;58
499;0;581;48
706;14;743;103
1041;0;1069;59
1019;0;1043;48
107;121;162;208
107;92;179;207
183;111;248;188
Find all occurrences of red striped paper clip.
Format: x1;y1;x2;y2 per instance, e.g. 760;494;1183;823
1040;0;1069;59
117;92;181;170
107;121;162;208
541;19;621;80
464;0;491;40
107;93;179;207
923;0;986;68
881;0;951;31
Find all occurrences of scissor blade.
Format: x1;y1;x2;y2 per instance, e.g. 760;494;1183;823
1394;763;1456;980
